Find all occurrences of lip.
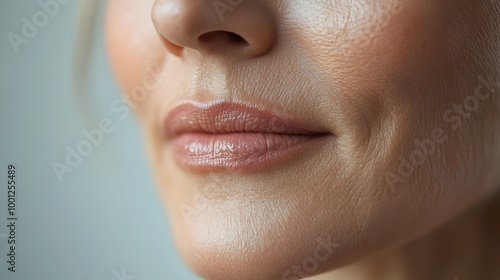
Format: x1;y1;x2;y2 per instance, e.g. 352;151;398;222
164;101;331;172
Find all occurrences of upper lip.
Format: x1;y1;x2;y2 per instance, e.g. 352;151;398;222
163;100;331;138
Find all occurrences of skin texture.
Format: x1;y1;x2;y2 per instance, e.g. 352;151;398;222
105;0;500;279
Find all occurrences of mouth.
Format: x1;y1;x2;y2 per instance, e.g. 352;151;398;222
164;101;332;172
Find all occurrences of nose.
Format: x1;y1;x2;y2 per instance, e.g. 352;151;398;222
151;0;276;58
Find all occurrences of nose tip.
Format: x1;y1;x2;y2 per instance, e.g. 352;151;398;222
151;0;276;58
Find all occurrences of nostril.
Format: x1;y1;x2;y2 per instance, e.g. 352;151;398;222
227;32;245;44
199;31;248;46
151;0;276;57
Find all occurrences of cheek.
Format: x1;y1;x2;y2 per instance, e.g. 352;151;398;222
303;0;450;87
290;1;455;95
105;0;164;104
290;0;485;146
284;1;452;151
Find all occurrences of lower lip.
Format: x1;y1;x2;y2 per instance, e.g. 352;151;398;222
172;132;327;172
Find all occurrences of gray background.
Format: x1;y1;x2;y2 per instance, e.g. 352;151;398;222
0;1;200;279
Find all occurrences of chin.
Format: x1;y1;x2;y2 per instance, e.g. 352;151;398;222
155;160;465;280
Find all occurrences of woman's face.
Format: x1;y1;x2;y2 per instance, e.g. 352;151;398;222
106;0;500;279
